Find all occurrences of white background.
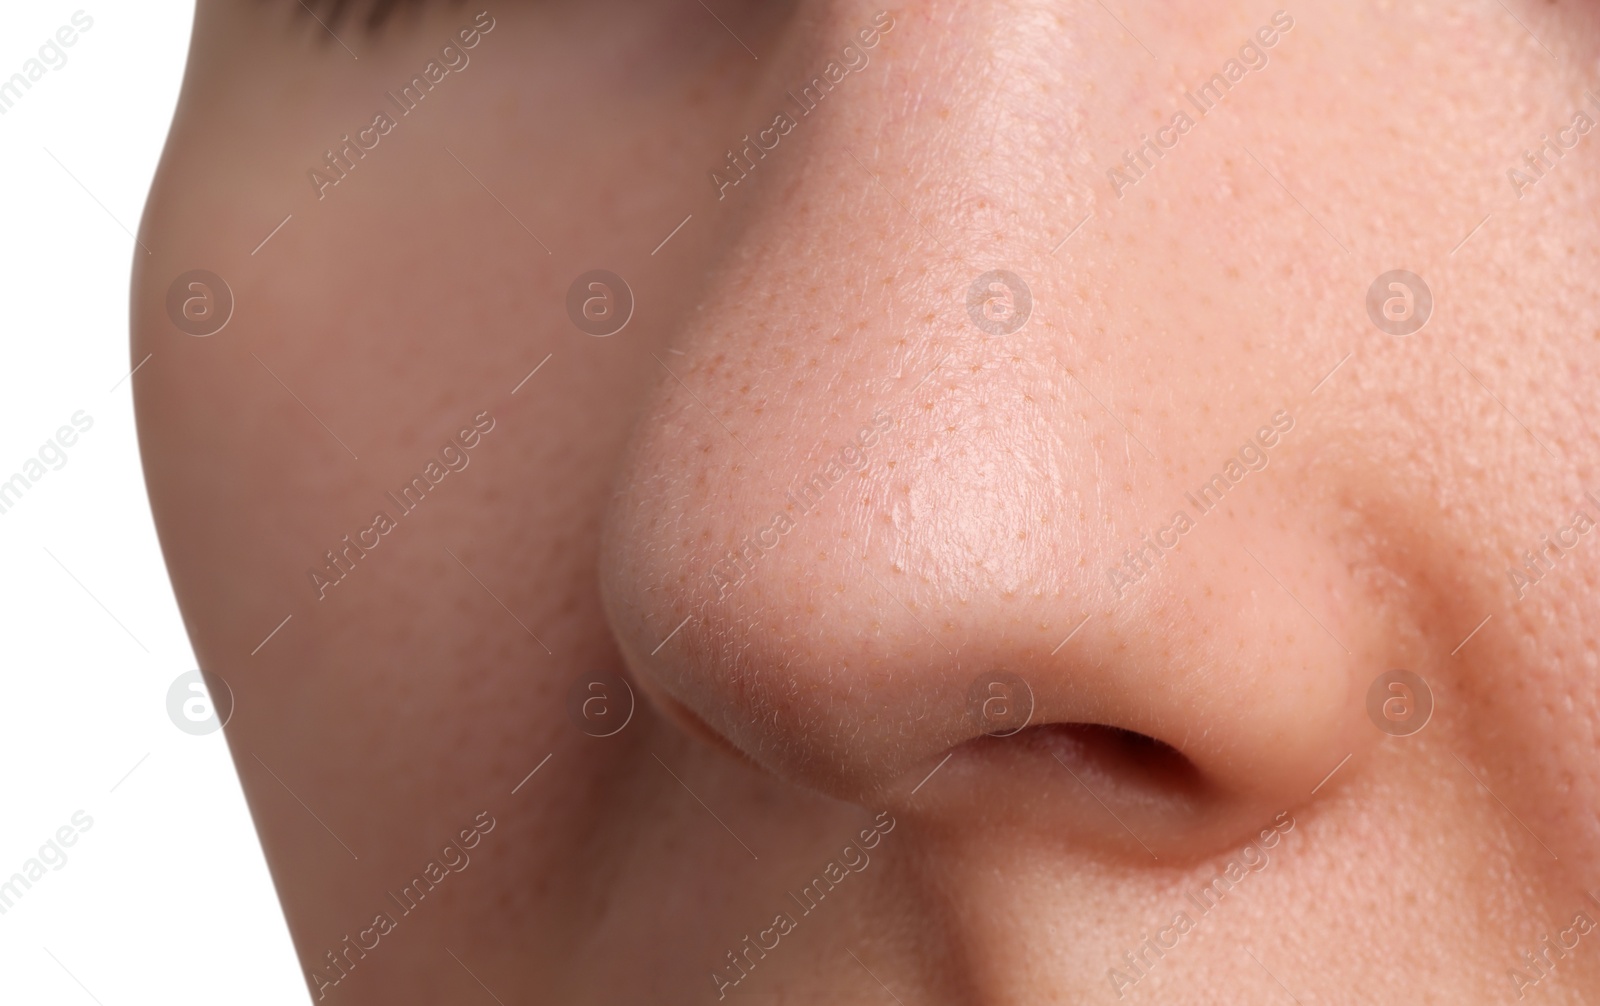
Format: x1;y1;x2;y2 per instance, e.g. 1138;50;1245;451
0;4;306;1002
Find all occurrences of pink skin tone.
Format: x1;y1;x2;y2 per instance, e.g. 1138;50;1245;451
134;1;1600;1001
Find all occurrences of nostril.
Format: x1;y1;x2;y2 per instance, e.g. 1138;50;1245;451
968;722;1211;810
1047;724;1207;795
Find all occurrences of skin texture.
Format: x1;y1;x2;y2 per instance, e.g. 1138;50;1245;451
132;0;1600;1002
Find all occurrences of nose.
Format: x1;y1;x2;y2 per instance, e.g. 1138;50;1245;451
599;1;1374;860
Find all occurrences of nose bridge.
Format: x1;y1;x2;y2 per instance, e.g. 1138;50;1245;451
703;1;1078;276
653;2;1081;478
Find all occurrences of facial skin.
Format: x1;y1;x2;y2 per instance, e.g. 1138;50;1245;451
132;1;1600;1002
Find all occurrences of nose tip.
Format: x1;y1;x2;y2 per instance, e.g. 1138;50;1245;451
599;334;1370;859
